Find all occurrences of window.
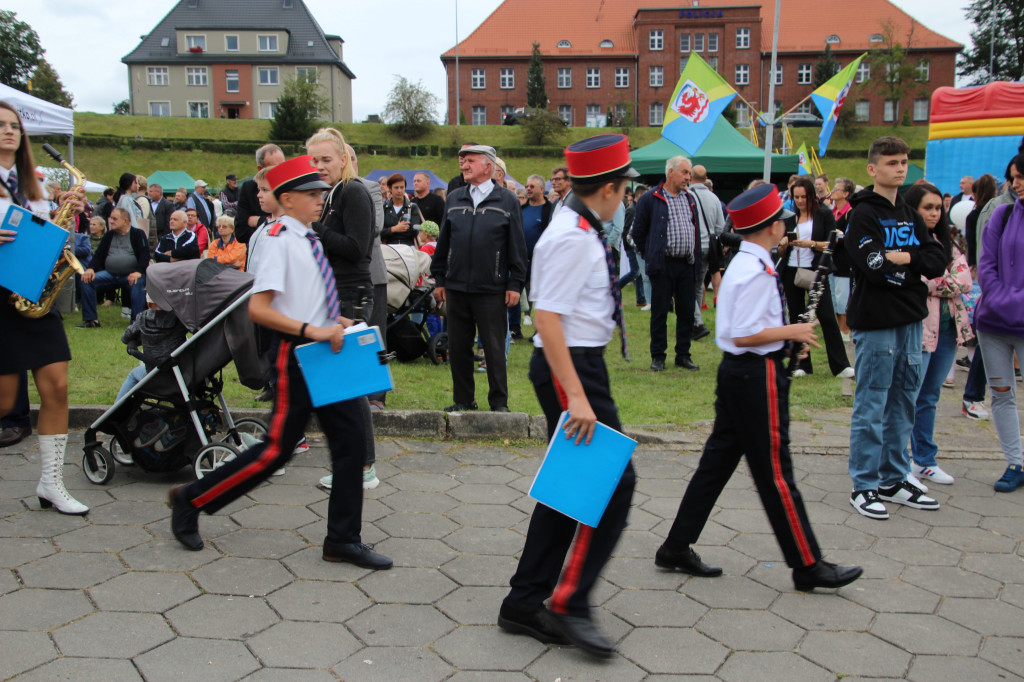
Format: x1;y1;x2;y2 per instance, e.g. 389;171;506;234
471;105;486;125
160;37;170;47
615;67;629;88
694;33;704;52
735;103;750;126
500;105;514;121
798;63;813;85
773;64;783;85
296;67;318;83
258;101;278;119
680;33;690;52
649;102;664;126
736;27;750;49
225;70;239;93
147;67;168;86
258;67;279;86
855;100;870;122
869;33;884;43
600;39;614;48
680;57;689;73
188;101;209;118
586;67;600;88
558;105;572;125
884;99;898;123
885;63;902;84
826;34;841;44
708;33;719;52
707;56;719;72
614;104;628;125
186;67;207;86
471;68;485;89
557;68;571;88
915;60;930;82
913;98;929;121
557;39;571;48
149;102;170;117
586;104;604;127
258;35;278;52
735;64;749;86
500;68;514;89
186;35;206;51
797;101;814;114
650;29;664;51
225;35;238;51
650;65;664;87
856;61;870;83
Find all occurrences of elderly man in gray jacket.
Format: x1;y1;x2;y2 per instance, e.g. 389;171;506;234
688;165;725;339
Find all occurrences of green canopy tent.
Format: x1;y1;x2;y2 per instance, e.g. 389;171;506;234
897;163;926;195
147;171;197;196
630;117;799;200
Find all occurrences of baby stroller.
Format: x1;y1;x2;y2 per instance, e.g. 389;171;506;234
80;260;268;484
383;243;447;364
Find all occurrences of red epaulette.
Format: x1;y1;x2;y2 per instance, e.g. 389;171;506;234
268;222;286;236
762;261;776;277
577;215;591;232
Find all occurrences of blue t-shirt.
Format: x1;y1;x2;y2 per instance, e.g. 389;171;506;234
522;203;545;258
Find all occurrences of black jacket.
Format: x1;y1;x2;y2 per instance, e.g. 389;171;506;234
122;309;187;371
844;187;947;330
234;179;266;244
153;198;173;239
90;227;150;274
154;229;200;263
314;179;374;291
381;197;422;247
431;182;528;294
411;191;446;224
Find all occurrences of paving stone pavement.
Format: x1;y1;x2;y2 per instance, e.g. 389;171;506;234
1;397;1024;680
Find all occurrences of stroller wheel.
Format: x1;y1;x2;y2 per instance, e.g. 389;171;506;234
83;446;116;485
221;418;268;449
194;442;241;479
109;437;134;466
428;331;449;365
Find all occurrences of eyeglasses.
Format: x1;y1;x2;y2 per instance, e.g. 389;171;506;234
0;121;22;132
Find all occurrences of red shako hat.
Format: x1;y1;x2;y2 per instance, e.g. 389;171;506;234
564;134;639;184
726;184;796;234
266;155;331;198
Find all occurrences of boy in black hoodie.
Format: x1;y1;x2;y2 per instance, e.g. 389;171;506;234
845;136;946;520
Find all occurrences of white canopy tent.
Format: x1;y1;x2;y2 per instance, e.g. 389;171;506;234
0;82;76;163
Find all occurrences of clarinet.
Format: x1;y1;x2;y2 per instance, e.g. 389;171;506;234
787;230;840;377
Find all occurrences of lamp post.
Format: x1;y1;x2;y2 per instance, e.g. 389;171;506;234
454;0;461;125
762;0;782;180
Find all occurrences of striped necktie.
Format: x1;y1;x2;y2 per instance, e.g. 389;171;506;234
599;232;629;361
6;168;20;206
304;232;340;322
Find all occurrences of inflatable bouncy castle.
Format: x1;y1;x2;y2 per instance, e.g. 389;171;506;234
925;82;1024;195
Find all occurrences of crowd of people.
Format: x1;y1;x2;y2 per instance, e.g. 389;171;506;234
2;91;1024;658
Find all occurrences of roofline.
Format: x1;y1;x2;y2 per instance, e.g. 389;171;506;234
439;53;638;62
173;26;293;31
121;55;358;78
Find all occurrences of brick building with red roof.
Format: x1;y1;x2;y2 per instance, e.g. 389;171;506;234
441;0;961;128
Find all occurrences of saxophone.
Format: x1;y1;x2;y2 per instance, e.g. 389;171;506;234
9;144;86;318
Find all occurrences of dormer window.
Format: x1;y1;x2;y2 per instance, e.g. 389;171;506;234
160;37;170;47
557;40;571;48
600;39;614;48
826;34;841;44
869;33;884;43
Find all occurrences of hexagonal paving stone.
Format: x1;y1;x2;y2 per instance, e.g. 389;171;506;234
0;630;57;679
381;490;459;514
433;624;546;671
390;452;461;474
617;627;729;675
53;523;153;553
376;511;458;539
280;546;371;582
872;612;982;656
52;611;173;658
18;550;125;589
443;527;525;555
88;571;200;612
902;565;1001;598
241;669;338;682
451;463;519;485
0;537;55;567
359;566;458;604
333;646;454;682
120;540;221;572
12;657;143;681
603;557;689;590
0;510;88;538
372;537;458;569
346;604;456;646
718;651;834;682
527;646;648;681
603;588;708;627
134;637;260;682
697;609;804;651
386;472;459;493
266;580;371;623
248;620;360;668
166;593;279;639
907;654;1024;682
245;483;327;506
928;526;1018;554
440;554;519;587
799;631;911;678
938;596;1024;636
841;578;941;613
681;575;779;610
961;553;1024;584
435;586;509;625
230;504;319;530
0;588;94;631
726;532;787;563
192;557;294;596
450;445;517;466
980;637;1024;677
445;503;526;528
212;528;308;559
446;484;521;505
770;591;874;631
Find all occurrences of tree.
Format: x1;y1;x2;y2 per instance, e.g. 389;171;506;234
269;73;328;141
112;99;130;115
958;0;1024;84
519;108;566;146
31;59;73;108
813;44;840;89
526;42;548;109
868;19;925;128
383;76;441;140
0;10;43;92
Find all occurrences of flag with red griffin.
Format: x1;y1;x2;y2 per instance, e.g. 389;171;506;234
661;53;738;155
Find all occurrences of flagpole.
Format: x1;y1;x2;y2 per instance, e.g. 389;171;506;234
781;93;813;119
763;0;782;180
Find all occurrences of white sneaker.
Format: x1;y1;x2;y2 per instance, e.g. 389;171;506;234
319;474;332;490
906;472;928;493
878;480;939;510
850;490;888;519
792;369;807;378
271;467;286;476
914;464;954;485
523;315;532;327
962;401;990;420
640;304;652;312
120;307;130;319
837;367;855;379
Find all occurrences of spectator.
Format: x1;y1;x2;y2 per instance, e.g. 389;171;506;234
235;143;285;244
965;174;997;268
95;187;114;222
207;215;246;269
220;174;240;215
150;183;172;239
493;157;507;186
378;175;390;201
943;193;952;212
815;174;831;206
113;172;144;230
410;171;445;223
211;190;223;219
172;187;188;211
418;220;439;255
831;177;856;337
185;207;209;255
87;216;107;254
447;142;479;193
134;175;157;250
381;173;420;247
950;175;975;208
689;165;726;340
189;179;215;227
155;210;200;263
512;174;553;337
78;207;149;327
433;187;446;201
515;187;527;206
550;165;570;214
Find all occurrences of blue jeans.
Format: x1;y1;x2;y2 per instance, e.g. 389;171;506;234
849;322;924;492
117;364;148;400
82;271;146;322
907;324;957;468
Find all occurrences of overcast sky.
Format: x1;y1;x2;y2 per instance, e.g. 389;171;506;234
5;0;975;120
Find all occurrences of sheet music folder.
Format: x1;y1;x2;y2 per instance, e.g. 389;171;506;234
528;411;637;527
0;205;69;303
294;325;393;407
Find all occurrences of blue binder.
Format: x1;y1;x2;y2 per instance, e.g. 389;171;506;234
294;325;394;407
529;411;637;527
0;205;70;303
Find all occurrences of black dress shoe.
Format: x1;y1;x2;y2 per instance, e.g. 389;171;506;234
0;425;31;448
692;325;711;340
497;605;569;645
654;543;723;577
76;320;101;328
323;542;393;569
675;358;700;371
650;359;666;371
168;485;203;551
444;401;478;412
547;613;614;659
793;560;863;592
492;406;511;413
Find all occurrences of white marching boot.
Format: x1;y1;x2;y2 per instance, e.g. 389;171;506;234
35;434;89;515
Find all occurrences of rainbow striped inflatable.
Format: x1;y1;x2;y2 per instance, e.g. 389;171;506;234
925;82;1024;195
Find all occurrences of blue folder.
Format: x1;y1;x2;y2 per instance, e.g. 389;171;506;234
529;411;637;527
0;205;70;303
294;325;394;407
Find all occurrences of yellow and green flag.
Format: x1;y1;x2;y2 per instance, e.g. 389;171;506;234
661;53;738;155
811;53;867;156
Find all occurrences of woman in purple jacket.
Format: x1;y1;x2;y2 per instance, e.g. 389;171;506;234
975;152;1024;492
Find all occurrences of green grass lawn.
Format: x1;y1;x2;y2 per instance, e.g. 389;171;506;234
41;287;852;429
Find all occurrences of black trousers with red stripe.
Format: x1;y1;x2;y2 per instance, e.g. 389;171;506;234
503;349;636;618
181;339;367;548
665;351;820;568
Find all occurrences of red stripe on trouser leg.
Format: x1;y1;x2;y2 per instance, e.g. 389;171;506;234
552;374;569;410
192;341;292;508
549;524;593;614
765;358;815;566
